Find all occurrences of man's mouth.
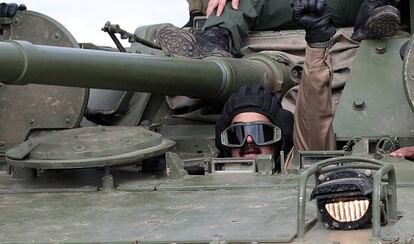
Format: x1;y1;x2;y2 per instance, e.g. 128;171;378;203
240;144;261;157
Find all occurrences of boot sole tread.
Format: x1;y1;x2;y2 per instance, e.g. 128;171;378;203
156;25;232;59
365;5;401;40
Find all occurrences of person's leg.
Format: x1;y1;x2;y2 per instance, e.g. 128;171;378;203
251;0;363;31
163;0;363;58
204;0;308;52
159;0;399;59
156;24;233;59
204;0;363;49
200;0;209;14
327;0;362;27
157;0;266;58
252;1;296;30
187;0;202;14
203;0;264;53
257;0;400;41
351;0;401;41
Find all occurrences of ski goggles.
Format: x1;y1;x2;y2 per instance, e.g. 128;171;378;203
221;122;282;148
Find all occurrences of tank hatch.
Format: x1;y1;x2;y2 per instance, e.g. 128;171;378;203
6;126;175;169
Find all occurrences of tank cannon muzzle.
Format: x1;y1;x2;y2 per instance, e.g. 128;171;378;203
0;40;289;100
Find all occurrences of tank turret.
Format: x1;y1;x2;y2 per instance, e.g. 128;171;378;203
1;5;414;243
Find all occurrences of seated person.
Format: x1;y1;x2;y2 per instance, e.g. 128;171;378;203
215;0;337;172
157;0;401;59
215;85;294;172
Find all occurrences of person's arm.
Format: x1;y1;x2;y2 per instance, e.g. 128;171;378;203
292;0;337;151
390;146;414;158
206;0;239;17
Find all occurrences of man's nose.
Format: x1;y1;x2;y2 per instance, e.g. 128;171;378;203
246;135;254;144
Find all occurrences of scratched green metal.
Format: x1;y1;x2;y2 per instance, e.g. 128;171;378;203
333;38;414;140
0;176;316;243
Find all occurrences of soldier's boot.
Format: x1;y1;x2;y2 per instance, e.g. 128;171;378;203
351;0;401;41
156;24;233;59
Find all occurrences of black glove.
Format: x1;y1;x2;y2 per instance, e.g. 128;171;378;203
0;3;26;18
292;0;336;45
183;10;204;28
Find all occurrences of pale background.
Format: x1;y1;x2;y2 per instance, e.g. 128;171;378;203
23;0;189;47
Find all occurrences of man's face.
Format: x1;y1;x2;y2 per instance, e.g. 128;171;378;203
230;112;278;159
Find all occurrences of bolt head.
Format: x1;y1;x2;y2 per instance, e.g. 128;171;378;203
318;174;326;181
375;43;387;54
12;17;22;26
28;119;36;126
52;32;61;41
353;98;366;111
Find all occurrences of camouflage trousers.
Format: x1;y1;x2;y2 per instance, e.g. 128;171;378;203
203;0;362;53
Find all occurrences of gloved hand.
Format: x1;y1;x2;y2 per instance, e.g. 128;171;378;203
292;0;336;45
0;2;26;18
183;10;204;28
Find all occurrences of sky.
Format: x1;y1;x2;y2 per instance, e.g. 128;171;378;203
23;0;189;47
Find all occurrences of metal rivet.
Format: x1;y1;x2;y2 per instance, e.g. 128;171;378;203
52;32;61;41
353;98;366;111
146;219;160;224
28;119;36;126
318;174;326;181
65;118;71;125
121;138;131;145
12;17;22;26
364;170;372;177
0;141;5;149
73;144;86;152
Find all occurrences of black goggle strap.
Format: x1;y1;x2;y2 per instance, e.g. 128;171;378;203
221;122;282;147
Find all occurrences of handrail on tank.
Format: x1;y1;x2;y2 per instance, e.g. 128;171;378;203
296;156;397;241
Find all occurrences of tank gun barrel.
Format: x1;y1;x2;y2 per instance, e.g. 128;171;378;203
0;41;286;100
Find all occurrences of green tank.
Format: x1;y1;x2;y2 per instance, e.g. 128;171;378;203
0;5;413;243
